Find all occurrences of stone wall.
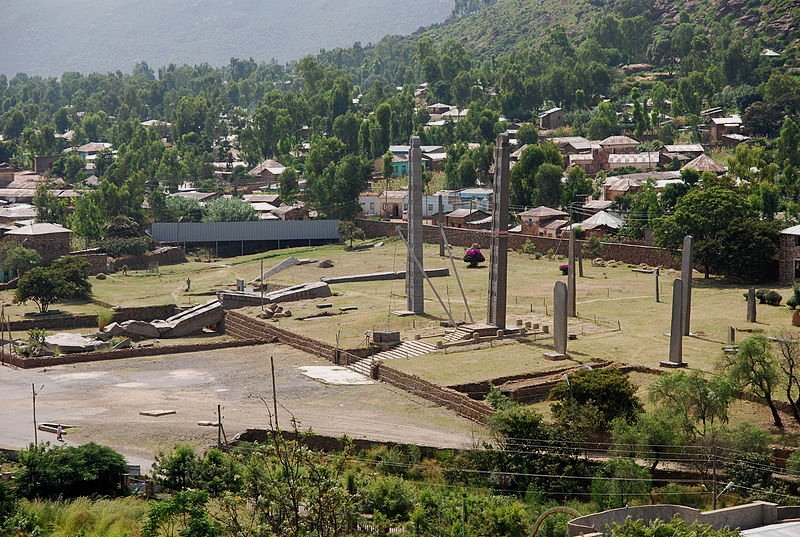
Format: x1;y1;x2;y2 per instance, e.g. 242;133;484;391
224;311;493;424
778;233;798;285
224;310;360;364
68;252;110;275
4;339;263;369
8;304;177;331
357;219;681;269
113;246;186;271
375;363;493;424
5;233;72;263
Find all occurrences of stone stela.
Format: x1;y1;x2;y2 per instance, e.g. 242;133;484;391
747;288;757;323
660;278;688;368
568;228;577;317
487;133;510;330
405;135;425;314
681;235;693;335
544;280;569;361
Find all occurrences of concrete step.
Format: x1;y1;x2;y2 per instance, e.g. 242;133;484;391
372;340;436;361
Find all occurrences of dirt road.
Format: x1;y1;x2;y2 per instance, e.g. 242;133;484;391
0;344;484;469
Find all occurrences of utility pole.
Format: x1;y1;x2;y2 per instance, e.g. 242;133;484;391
711;446;718;510
260;259;264;312
270;356;279;430
217;404;222;449
32;384;43;444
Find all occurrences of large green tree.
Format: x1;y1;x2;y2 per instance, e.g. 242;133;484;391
654;187;779;280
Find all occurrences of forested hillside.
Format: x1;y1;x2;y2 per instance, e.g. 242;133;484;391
1;0;453;76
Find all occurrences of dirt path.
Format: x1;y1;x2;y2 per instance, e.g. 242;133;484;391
0;344;484;469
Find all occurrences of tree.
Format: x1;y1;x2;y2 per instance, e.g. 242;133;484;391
774;333;800;424
202;197;257;222
279;167;300;204
382;151;394;179
143;490;219;537
33;182;68;225
648;371;732;442
723;336;783;428
611;407;690;471
338;221;365;249
0;244;41;278
15;267;74;313
70;195;106;241
307;155;370;220
654;187;779;279
583;236;602;263
562;166;593;208
590;459;650;510
52;153;86;183
50;256;92;298
152;444;200;492
510;144;563;207
165;196;204;222
533;163;563;207
15;442;127;499
549;368;642;430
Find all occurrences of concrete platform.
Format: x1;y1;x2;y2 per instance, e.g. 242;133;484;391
321;267;449;284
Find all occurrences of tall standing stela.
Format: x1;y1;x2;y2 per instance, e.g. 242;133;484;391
681;235;693;335
487;134;510;329
406;136;424;314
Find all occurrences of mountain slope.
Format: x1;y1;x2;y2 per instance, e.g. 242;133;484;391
2;0;453;76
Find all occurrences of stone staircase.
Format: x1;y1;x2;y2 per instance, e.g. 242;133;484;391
444;327;475;343
346;340;437;377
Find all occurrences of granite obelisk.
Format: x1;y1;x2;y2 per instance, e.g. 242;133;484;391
406;136;424;314
487;134;510;329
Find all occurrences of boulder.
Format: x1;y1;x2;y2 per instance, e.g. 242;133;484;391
120;320;161;339
151;320;174;337
317;260;334;268
96;273;107;280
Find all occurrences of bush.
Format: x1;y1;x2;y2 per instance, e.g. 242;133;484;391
650;484;708;509
549;369;643;429
101;237;151;257
15;443;127;499
361;475;414;520
787;284;800;309
522;240;535;255
763;290;782;306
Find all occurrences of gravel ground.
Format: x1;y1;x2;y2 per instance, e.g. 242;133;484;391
0;344;484;469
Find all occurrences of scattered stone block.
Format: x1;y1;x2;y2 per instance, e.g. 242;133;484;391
139;409;176;417
340;306;358;311
102;322;124;336
318;260;334;268
120;320;161;339
316;303;333;309
96;273;107;280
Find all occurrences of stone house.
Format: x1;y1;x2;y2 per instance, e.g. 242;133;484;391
445;208;489;229
607;151;662;172
4;222;72;263
248;159;286;185
272;204;309;221
779;225;800;284
517;206;569;235
538;107;566;130
709;116;743;145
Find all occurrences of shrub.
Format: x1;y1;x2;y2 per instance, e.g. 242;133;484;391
521;240;535;255
650;484;708;509
101;237;151;257
546;247;555;259
763;290;782;306
361;475;414;520
787;284;800;309
15;443;127;499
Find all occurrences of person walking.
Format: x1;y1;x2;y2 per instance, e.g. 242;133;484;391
56;424;64;442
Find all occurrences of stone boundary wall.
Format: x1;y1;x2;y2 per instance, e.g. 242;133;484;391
68;252;110;275
375;363;493;424
3;339;263;369
568;501;783;537
224;311;361;364
113;246;186;271
357;219;681;269
8;304;177;331
224;311;492;423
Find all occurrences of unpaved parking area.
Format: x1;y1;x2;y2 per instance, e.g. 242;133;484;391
0;344;484;468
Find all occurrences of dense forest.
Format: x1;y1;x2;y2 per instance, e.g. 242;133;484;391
0;0;798;274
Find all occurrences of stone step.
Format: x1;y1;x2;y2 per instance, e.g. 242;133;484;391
372;340;436;361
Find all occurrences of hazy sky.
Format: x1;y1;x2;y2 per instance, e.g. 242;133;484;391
2;0;453;76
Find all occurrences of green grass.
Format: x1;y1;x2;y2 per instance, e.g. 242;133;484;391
19;497;149;537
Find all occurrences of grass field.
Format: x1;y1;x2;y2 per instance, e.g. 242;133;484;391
8;238;800;392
